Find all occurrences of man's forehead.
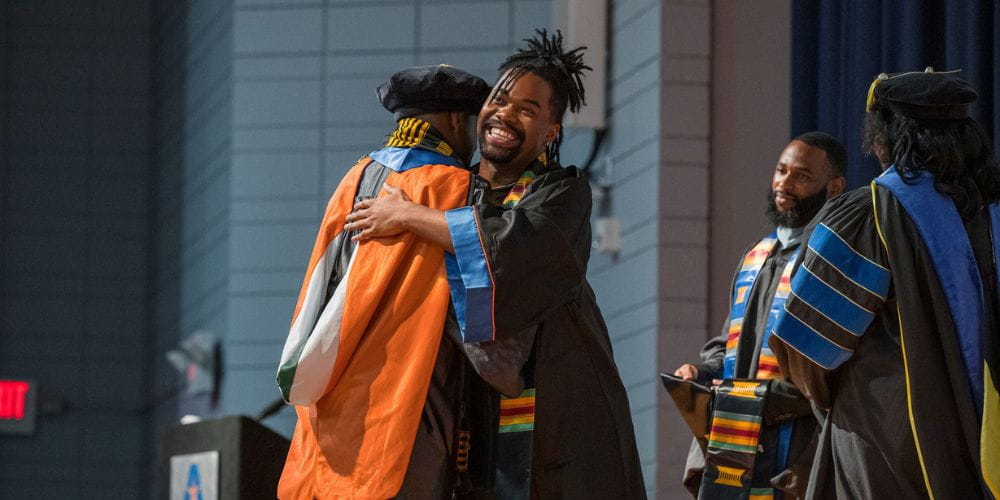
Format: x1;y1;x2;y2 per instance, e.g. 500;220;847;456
493;71;552;101
780;140;827;168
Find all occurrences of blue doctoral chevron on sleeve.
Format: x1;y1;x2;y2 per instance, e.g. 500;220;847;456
790;265;874;336
774;222;890;370
808;223;890;299
774;310;855;370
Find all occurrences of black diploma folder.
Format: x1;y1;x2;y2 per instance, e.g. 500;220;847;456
660;372;713;448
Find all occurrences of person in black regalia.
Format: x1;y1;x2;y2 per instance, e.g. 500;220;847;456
673;133;846;498
770;69;1000;499
345;30;646;499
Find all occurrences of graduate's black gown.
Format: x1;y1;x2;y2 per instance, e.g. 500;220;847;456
399;164;646;499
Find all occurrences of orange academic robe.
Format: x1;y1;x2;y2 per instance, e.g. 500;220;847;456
276;154;472;499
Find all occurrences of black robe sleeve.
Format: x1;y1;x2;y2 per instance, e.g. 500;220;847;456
699;242;766;382
443;169;592;342
698;334;727;383
770;188;891;408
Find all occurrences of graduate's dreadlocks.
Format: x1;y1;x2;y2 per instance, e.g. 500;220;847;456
495;29;590;163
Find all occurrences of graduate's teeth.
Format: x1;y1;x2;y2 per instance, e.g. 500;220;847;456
489;127;516;142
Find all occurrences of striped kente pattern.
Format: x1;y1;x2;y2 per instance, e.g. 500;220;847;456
386;117;431;148
724;232;799;381
501;153;547;208
724;235;777;378
700;379;769;499
755;259;795;380
456;430;471;472
707;409;763;454
499;389;535;433
501;170;537;208
749;487;775;499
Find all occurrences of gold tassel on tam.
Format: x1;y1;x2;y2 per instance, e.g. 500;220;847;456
867;68;965;112
866;73;889;112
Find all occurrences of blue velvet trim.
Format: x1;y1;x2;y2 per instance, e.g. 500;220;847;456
730;271;755;321
773;312;854;370
760;247;800;359
791;266;874;336
876;166;989;415
808;223;890;299
722;357;735;380
777;421;793;473
368;146;463;172
444;207;494;343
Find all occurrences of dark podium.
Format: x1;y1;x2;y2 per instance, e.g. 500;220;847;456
159;415;290;499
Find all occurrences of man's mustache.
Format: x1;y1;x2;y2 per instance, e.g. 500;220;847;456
773;190;797;202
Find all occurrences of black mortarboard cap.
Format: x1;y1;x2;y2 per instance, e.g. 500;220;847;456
377;64;491;120
867;68;978;120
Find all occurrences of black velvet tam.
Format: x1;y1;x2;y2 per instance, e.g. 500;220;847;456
874;71;978;120
377;64;491;120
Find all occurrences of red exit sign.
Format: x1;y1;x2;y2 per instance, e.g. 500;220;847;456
1;380;30;419
0;379;37;435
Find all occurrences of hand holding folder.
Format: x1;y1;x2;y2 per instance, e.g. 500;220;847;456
659;373;713;449
660;373;816;446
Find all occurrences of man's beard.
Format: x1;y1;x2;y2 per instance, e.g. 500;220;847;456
765;187;828;228
479;140;519;164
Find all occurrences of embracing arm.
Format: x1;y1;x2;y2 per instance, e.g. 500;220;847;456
460;172;592;332
346;169;593;340
345;184;454;252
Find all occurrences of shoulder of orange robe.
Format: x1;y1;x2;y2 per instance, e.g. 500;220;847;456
276;116;468;406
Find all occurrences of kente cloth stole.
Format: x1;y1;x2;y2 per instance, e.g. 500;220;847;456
709;234;798;500
493;164;546;498
494;389;535;498
385;116;459;158
701;380;775;500
499;388;536;433
724;234;799;381
501;153;548;208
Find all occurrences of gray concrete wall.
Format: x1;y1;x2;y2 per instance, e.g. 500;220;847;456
657;1;713;497
585;0;665;496
650;1;792;496
709;0;791;343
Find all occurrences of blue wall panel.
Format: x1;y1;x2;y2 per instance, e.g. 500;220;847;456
149;0;234;491
0;0;153;495
592;0;663;495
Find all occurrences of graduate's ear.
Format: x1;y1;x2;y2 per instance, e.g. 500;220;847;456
544;122;560;145
827;176;846;199
448;111;465;134
445;111;477;165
